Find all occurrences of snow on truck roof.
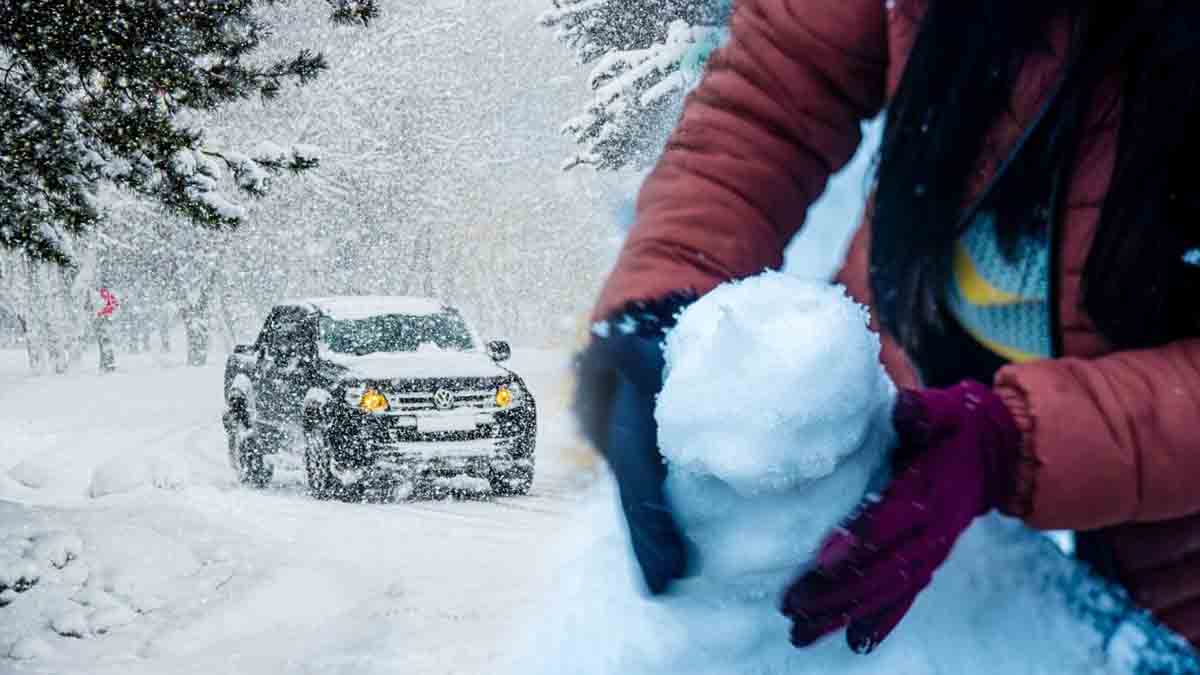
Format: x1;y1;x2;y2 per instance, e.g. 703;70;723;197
300;296;448;320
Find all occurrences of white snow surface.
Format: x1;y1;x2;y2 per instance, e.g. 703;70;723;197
0;347;591;674
510;273;1195;675
322;350;510;381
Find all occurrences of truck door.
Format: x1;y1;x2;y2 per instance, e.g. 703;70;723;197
255;306;314;429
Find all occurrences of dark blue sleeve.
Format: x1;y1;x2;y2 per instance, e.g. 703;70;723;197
574;329;689;595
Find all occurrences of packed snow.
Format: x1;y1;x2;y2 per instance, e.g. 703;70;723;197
303;296;446;321
0;347;594;674
320;351;510;380
510;273;1198;675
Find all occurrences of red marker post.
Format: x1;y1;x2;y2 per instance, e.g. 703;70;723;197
96;287;118;372
97;287;120;318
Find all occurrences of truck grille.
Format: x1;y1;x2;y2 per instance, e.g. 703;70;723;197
385;389;499;413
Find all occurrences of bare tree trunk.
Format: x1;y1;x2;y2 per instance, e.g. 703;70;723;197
126;314;142;354
405;227;436;297
181;274;214;367
214;271;238;353
96;316;116;373
17;258;44;375
159;305;173;354
182;308;209;367
43;323;66;373
18;315;43;375
27;262;68;374
59;276;80;366
218;302;237;353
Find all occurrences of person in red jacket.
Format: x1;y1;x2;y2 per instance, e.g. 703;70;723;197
575;0;1200;654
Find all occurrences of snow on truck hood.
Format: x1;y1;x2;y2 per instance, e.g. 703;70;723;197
303;295;445;321
323;349;509;380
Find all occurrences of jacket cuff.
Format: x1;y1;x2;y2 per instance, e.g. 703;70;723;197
992;381;1041;520
590;291;699;340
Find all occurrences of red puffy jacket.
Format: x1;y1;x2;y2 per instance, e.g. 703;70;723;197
593;0;1200;645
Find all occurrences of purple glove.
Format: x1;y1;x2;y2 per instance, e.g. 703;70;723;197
780;380;1023;653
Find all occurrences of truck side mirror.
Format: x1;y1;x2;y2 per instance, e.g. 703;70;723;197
486;340;511;362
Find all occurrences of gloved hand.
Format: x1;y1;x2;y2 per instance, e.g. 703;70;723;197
573;297;694;595
781;380;1023;653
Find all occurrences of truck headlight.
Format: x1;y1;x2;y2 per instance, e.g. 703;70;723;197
496;382;524;409
359;389;390;413
495;386;513;408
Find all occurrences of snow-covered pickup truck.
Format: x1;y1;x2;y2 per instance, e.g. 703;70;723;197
222;296;537;500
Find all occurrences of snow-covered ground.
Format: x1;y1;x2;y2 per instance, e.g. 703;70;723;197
0;347;597;674
0;111;880;675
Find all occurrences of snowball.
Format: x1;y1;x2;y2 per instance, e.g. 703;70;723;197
657;274;894;609
657;273;893;495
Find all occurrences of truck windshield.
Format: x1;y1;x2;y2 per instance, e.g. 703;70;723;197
319;312;476;355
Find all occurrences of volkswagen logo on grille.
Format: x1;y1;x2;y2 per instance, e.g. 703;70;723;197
432;389;455;410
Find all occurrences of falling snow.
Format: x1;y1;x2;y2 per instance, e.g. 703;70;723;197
1;1;1196;674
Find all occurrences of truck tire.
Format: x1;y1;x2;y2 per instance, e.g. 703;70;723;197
225;394;273;488
493;409;536;496
223;397;250;476
304;427;337;500
238;434;274;488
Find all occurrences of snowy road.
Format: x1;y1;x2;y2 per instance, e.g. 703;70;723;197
0;349;597;674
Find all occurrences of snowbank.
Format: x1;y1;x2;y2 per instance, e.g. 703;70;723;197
8;459;54;490
0;346;594;673
0;503;169;654
88;455;190;498
512;272;1197;675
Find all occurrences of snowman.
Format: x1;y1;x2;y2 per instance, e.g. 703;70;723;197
512;272;1195;675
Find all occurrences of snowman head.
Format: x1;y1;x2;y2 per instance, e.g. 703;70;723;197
655;273;896;584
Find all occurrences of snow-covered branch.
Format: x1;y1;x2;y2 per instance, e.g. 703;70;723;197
541;0;730;171
0;0;371;265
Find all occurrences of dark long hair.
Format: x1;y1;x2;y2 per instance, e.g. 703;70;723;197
871;0;1200;353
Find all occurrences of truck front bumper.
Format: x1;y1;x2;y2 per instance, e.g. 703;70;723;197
323;408;534;491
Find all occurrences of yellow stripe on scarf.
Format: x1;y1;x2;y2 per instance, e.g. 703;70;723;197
952;242;1027;307
956;318;1042;363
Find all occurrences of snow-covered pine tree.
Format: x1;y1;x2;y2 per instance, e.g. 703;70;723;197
0;0;377;266
540;0;730;170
